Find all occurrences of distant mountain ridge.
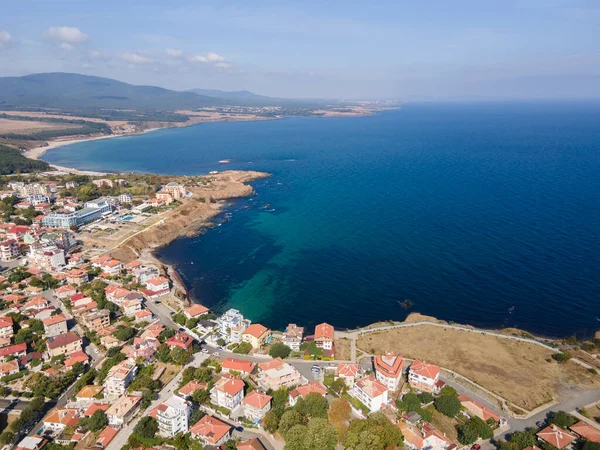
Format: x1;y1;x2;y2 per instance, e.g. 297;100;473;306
188;88;271;101
0;72;223;111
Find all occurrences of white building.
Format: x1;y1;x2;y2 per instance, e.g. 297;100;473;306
374;352;405;391
27;244;66;271
103;360;138;398
352;375;389;414
216;309;250;343
0;239;20;261
156;395;191;437
408;361;441;393
282;323;304;352
118;193;133;204
210;377;245;411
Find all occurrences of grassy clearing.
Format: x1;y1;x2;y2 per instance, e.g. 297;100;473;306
335;338;352;361
357;324;600;411
425;405;460;442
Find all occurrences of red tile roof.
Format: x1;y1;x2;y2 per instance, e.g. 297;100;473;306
242;391;272;409
570;422;600;443
47;332;81;350
289;381;327;399
96;426;118;448
190;415;231;444
0;343;27;358
42;314;67;326
336;363;359;377
243;323;269;339
0;316;14;328
537;425;576;449
222;358;256;374
354;375;388;399
178;380;208;397
184;304;209;317
314;322;334;341
217;377;245;396
374;352;404;378
410;360;440;380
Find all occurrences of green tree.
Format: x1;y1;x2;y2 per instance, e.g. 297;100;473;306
344;412;403;450
233;342;253;354
295;392;328;418
170;347;192;365
440;386;458;397
113;325;136;341
269;342;292;359
397;393;421;412
305;418;338;450
77;184;100;202
156;343;171;363
133;416;158;439
418;392;434;404
458;421;480;445
279;410;306;436
284;424;308;450
191;389;210;405
88;410;108;432
508;429;538;450
548;411;577;428
434;395;461;417
263;410;281;433
0;431;14;446
172;312;187;326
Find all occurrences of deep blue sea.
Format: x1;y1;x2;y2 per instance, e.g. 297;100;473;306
43;102;600;337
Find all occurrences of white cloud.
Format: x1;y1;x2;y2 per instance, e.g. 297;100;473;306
165;48;183;57
189;52;226;64
215;62;232;69
89;50;102;58
0;30;11;46
60;42;74;51
120;52;153;64
45;26;88;44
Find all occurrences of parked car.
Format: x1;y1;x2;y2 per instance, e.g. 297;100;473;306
213;351;220;356
201;349;209;354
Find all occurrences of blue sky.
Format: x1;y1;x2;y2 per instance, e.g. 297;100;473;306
1;0;599;99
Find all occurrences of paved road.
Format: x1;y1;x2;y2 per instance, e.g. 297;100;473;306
0;399;29;412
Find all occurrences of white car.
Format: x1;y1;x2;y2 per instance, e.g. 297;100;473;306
213;351;220;356
201;349;209;354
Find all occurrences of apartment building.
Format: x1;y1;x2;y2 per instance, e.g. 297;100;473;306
155;395;191;437
352;375;389;413
374;352;405;391
210;377;245;411
81;309;110;332
103;359;138;398
282;323;304;352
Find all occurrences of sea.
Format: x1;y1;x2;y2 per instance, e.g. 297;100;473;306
43;101;600;337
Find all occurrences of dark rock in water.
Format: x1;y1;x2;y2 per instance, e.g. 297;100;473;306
399;300;413;309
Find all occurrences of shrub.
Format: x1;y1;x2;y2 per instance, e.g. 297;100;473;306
552;352;572;363
269;342;292;359
434;395;461;417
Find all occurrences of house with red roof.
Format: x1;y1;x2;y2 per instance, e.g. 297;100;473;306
43;314;68;337
23;296;49;311
351;375;389;414
242;323;270;349
242;391;272;421
374;352;405;391
222;358;256;376
537;425;576;449
43;408;79;431
458;394;500;422
99;259;123;275
66;269;88;285
570;422;600;443
177;380;208;399
55;285;77;299
0;343;27;361
0;360;20;377
82;403;109;417
64;350;89;368
166;332;194;351
288;381;327;406
399;420;454;450
408;360;441;393
0;316;14;339
144;276;170;295
336;363;361;388
210;376;245;410
184;303;209;319
95;426;118;449
238;438;268;450
314;322;334;354
190;415;232;446
46;332;82;358
0;239;20;261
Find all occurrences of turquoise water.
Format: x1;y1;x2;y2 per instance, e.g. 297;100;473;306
44;102;600;336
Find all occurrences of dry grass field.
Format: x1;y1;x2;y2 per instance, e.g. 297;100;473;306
335;338;352;361
0;118;75;132
357;324;600;410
